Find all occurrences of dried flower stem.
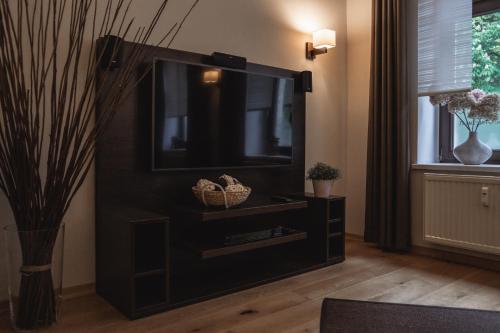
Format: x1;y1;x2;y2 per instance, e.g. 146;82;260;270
0;0;199;329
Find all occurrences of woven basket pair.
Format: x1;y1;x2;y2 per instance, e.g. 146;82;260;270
192;178;251;209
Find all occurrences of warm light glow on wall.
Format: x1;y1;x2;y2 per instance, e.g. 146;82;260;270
275;2;329;33
312;29;336;49
292;17;322;34
203;69;220;83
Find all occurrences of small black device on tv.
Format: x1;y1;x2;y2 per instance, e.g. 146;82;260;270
211;52;247;69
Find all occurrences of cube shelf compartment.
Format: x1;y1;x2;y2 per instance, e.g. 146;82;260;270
134;273;167;309
132;220;169;311
329;219;343;234
134;222;167;274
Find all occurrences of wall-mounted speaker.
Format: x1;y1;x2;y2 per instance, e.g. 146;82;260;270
97;35;123;70
299;71;313;93
212;52;247;69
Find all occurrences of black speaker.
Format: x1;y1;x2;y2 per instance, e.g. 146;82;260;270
97;35;123;70
300;71;313;92
212;52;247;69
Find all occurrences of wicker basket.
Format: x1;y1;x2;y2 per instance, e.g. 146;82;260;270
192;182;251;208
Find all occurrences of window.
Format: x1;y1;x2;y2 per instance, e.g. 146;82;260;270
440;1;500;163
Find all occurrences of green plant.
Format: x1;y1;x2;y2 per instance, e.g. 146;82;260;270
306;163;341;181
472;12;499;93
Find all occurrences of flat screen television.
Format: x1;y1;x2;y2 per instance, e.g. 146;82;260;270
152;58;295;170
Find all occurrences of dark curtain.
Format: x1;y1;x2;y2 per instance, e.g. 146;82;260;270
364;0;410;251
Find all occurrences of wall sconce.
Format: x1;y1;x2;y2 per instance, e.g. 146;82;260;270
306;29;336;60
203;69;220;83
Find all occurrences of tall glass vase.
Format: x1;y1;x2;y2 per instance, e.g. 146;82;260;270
3;223;65;331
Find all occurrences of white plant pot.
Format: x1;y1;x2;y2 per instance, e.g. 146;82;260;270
312;180;333;198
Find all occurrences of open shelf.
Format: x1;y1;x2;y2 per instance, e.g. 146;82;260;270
328;236;344;259
134;273;167;309
195;227;307;259
329;220;343;234
133;222;166;274
174;196;308;222
171;245;323;303
328;200;344;220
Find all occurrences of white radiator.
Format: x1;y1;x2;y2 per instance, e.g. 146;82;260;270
423;173;500;254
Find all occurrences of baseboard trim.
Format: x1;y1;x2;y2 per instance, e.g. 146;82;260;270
62;283;95;301
0;283;95;315
345;233;363;241
412;246;500;272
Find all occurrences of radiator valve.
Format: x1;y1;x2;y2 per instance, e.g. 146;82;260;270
481;186;489;207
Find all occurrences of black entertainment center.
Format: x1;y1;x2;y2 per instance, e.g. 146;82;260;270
95;38;345;319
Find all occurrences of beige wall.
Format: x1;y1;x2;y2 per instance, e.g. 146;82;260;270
0;0;349;298
346;0;372;236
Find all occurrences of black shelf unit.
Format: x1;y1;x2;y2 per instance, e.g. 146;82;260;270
290;193;346;264
96;208;170;318
96;195;345;319
94;41;342;320
170;243;325;304
168;196;324;305
166;194;346;309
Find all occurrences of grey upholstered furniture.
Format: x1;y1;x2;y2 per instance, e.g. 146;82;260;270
320;298;500;333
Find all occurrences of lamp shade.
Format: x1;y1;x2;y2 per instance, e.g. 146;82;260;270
203;69;220;83
312;29;336;49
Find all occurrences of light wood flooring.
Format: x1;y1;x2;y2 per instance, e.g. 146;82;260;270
2;239;500;333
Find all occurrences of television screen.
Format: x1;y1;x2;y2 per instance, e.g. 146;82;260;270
152;59;294;170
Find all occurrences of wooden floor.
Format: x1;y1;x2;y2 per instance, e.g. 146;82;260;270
2;239;500;333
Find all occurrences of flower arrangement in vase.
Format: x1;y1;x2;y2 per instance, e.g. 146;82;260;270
306;162;341;198
430;89;500;165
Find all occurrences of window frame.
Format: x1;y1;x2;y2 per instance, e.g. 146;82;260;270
439;1;500;164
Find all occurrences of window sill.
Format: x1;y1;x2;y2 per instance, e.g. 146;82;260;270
412;163;500;174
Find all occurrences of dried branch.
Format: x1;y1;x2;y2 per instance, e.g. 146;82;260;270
0;0;199;329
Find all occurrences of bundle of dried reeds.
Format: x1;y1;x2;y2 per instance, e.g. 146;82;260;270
0;0;198;329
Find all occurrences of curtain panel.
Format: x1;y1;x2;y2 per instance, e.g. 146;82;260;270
365;0;411;251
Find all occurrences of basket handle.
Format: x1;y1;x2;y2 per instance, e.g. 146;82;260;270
219;174;241;186
201;183;229;209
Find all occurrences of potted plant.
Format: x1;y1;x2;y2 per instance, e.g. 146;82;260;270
430;89;500;165
306;162;341;198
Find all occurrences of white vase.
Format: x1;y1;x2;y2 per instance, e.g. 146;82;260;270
312;180;333;198
453;132;492;165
